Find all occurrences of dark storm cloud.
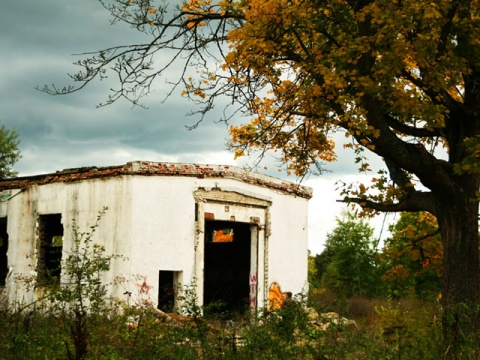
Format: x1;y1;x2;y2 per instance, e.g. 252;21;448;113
1;0;237;175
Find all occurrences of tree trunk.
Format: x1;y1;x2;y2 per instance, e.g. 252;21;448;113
436;196;480;356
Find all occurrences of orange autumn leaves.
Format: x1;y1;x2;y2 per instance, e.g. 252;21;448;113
181;0;218;28
224;0;341;175
178;0;343;175
178;0;478;179
382;212;443;293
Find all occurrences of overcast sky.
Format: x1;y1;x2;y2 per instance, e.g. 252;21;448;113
1;0;395;254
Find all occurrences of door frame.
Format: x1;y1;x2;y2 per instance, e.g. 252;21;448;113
193;188;271;311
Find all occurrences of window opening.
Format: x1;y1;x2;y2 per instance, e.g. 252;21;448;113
0;218;8;286
158;270;180;313
37;214;63;285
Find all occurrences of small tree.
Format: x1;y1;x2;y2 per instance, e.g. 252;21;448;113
320;211;381;299
0;120;21;178
48;207;120;360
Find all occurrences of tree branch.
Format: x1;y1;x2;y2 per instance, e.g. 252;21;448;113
383;114;442;138
340;190;438;214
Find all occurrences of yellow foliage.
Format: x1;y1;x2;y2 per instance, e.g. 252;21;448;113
177;0;479;196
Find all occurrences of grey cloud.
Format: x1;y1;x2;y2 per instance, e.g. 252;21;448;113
1;0;235;176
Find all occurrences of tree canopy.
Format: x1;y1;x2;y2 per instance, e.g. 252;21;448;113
45;0;480;340
44;0;480;214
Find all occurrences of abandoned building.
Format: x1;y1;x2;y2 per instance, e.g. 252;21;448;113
0;161;312;313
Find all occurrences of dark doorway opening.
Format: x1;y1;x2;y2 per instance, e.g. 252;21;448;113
204;220;251;317
158;270;175;313
0;218;8;286
37;214;63;285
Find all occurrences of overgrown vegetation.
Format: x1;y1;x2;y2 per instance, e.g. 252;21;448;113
0;209;477;360
0;209;477;358
308;210;479;358
0;287;476;359
312;211;443;306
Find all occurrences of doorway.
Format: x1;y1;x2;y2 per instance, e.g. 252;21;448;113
203;220;251;316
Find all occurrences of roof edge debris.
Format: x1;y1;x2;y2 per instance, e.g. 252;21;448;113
0;161;312;199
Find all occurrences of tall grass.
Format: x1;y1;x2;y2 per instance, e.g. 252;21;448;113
0;291;477;359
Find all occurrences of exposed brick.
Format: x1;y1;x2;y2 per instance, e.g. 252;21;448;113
0;161;313;199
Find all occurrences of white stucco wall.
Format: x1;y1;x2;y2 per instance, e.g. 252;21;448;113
128;176;197;302
0;163;310;310
267;194;309;296
1;178;134;304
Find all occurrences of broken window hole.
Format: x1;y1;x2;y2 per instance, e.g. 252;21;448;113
0;218;8;286
37;214;63;286
158;270;181;313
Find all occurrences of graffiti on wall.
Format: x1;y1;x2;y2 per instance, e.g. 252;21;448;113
135;276;154;306
249;272;257;309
